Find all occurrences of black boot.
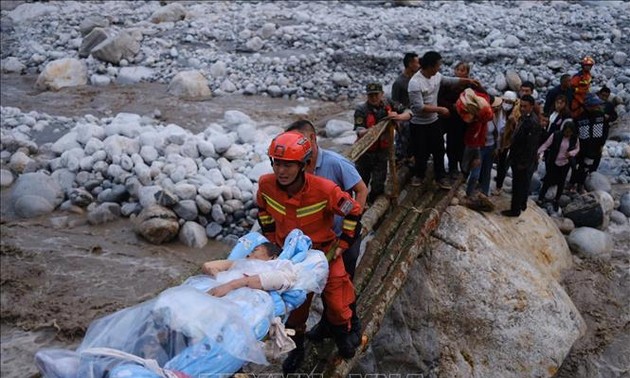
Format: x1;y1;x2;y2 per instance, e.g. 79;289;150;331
306;317;332;343
282;334;305;375
330;322;361;359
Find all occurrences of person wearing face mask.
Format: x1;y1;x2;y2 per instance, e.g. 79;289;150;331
493;91;517;194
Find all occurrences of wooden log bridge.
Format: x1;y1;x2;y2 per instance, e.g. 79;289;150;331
301;119;464;377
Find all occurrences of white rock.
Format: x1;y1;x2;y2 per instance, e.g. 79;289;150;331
14;195;55;218
51;131;81;155
9;150;33;173
150;3;186;23
220;79;237;93
168;70;211;98
210;133;232;154
224;110;253;126
1;57;26;73
7;2;57;22
247;161;272;181
612;51;627;66
505;70;522;92
138;185;161;208
92;29;141;65
494;72;507;91
261;22;276;39
198;140;217;158
246;36;264;51
585;171;611;193
84;138;105;155
325;119;354;138
178;221;208;248
174;182;197;200
198;183;222;200
117;66;155;84
0;169;15;187
223;144;247;160
35;58;88;91
103;135;140;160
90;74;111;86
567;227;614;259
332;72;351;87
11;172;65;211
210;61;227;78
75;123;105;145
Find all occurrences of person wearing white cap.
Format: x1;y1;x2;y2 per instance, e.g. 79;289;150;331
494;90;518;194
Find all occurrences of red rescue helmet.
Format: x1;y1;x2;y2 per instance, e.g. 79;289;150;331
268;131;312;165
581;56;595;66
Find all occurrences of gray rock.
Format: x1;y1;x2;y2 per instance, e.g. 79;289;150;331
69;188;94;207
11;172;64;211
1;57;25;73
267;85;282;97
368;204;583;377
245;36;264;52
211;134;232;154
619;192;630;217
14;195;54;218
168;70;210;98
79;15;109;36
116;66;155;84
174;182;197;200
505;70;522;92
332;72;351;87
567;227;613;259
133;205;179;244
97;184;129;203
206;222;223;238
552;217;575;235
220;79;237;93
564;193;605;228
585;172;611;193
173;199;198;221
150;3;186;23
609;210;627;225
195;195;212;214
155;189;178;207
91;29;141;65
325;119;354;138
121;202;142;217
87;202;121;225
613;51;627;66
210;61;227;78
178;221;208;248
494;72;507;91
79;27;108;58
0;169;14;187
211;203;226;224
35;58;87;91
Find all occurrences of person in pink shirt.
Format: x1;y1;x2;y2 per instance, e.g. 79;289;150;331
537;120;580;211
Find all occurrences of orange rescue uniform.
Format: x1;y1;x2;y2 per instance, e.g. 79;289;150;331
570;71;592;117
257;172;362;328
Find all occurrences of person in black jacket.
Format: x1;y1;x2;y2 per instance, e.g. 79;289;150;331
543;74;573;116
569;93;610;193
502;95;542;217
536;121;580;211
597;86;618;124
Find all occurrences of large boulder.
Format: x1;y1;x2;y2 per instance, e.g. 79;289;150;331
90;28;140;65
584;171;612;193
567;227;614;259
564;193;605;229
10;172;65;218
178;221;208;248
150;3;186;23
364;205;585;377
35;58;87;91
133;205;179;244
618;191;630;217
167;70;211;98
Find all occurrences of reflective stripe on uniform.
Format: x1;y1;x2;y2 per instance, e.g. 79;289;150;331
258;214;275;225
262;193;286;215
296;200;327;218
342;219;357;231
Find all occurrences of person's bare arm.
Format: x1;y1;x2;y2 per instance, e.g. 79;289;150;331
207;275;263;297
351;180;368;210
201;260;234;276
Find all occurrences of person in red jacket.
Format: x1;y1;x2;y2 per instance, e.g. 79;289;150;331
257;131;363;373
570;56;595;118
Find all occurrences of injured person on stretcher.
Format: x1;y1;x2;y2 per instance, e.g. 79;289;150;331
35;229;329;378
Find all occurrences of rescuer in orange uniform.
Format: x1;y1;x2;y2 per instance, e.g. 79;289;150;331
257;131;363;373
570;56;595;118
